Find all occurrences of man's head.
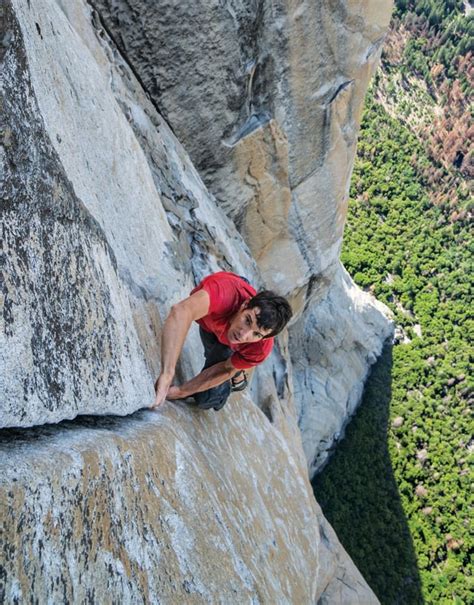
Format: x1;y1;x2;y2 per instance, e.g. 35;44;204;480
227;290;293;345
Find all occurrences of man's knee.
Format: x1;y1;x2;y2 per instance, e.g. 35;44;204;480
194;382;231;411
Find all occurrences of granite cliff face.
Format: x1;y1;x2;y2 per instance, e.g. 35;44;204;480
92;0;394;474
3;0;258;427
2;400;377;603
2;0;391;600
92;0;393;295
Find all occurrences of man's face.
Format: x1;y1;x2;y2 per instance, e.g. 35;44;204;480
227;303;273;345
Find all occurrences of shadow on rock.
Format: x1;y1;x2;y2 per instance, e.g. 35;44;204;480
0;408;155;450
312;344;424;605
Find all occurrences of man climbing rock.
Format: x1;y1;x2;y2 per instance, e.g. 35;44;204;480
151;271;293;411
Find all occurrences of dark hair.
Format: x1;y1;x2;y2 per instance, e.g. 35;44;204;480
247;290;293;338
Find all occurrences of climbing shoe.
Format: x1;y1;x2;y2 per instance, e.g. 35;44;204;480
231;370;248;392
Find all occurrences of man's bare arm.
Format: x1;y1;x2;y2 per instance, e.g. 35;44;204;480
167;358;238;399
152;290;210;408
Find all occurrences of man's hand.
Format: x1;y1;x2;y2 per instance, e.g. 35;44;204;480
166;385;184;400
151;373;173;409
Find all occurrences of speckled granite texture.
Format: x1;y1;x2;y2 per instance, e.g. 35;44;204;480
2;0;258;427
1;396;378;603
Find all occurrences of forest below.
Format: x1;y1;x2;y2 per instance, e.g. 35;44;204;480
313;1;473;604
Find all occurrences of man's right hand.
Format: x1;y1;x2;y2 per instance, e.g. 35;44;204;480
151;373;173;409
150;289;210;410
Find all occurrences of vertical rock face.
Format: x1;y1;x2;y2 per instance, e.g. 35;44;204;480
92;0;394;473
2;0;259;426
291;265;392;475
92;0;393;293
2;0;382;601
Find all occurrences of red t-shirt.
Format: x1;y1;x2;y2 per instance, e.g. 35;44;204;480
190;272;274;370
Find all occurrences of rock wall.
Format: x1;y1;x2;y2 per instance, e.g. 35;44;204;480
291;265;392;475
1;0;383;601
2;0;260;427
92;0;393;296
1;397;377;604
92;0;394;473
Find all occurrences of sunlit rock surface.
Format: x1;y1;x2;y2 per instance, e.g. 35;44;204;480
2;397;378;604
93;0;394;474
291;264;393;475
93;0;393;293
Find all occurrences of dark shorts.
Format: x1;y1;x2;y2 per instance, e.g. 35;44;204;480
192;328;233;411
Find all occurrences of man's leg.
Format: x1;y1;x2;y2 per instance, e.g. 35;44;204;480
193;328;232;411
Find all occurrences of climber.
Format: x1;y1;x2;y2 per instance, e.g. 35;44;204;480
151;271;293;411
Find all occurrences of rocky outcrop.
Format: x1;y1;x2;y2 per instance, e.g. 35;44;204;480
1;397;378;604
92;0;393;295
92;0;394;473
290;265;392;475
1;0;383;601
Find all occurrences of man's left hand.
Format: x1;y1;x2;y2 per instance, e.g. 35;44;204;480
166;385;184;400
